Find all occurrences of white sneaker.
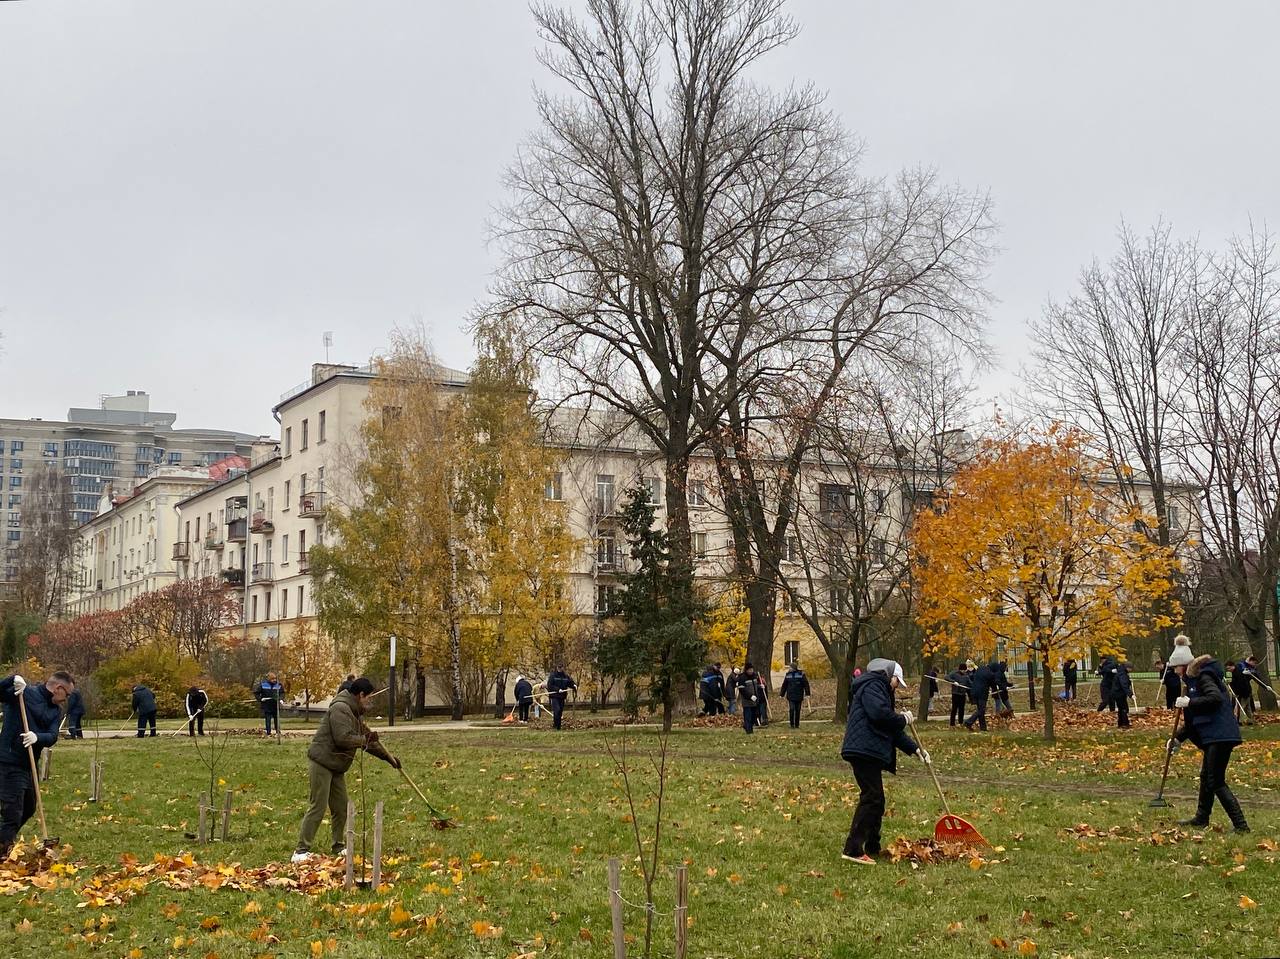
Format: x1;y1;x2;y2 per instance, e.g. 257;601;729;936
332;848;347;858
290;851;315;864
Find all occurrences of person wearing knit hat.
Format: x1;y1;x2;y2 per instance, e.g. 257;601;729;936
1170;646;1249;832
838;659;924;864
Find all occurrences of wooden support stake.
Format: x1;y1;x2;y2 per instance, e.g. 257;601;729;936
197;795;208;844
39;750;51;782
343;800;356;890
371;801;384;889
220;789;233;841
674;865;688;959
92;761;103;802
608;857;626;959
88;758;97;801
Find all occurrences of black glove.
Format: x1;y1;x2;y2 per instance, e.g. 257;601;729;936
386;754;402;770
365;730;380;746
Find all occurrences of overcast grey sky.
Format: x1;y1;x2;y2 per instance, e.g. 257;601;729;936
2;1;1277;437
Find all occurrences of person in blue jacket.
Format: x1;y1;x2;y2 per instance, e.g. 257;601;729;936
1171;648;1248;832
839;658;925;864
778;661;811;729
66;688;86;739
513;675;535;723
131;683;158;737
0;670;75;856
962;661;995;731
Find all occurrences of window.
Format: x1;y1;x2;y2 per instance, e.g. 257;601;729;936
595;474;615;515
301;419;309;450
284;480;291;510
6;495;19;508
282;588;289;618
196;518;202;542
252;595;259;622
297;584;305;615
692;531;708;559
689;481;707;508
780;590;795;613
10;459;22;472
284;427;292;456
545;472;563;501
9;477;20;489
595;584;620;615
784;640;799;665
10;441;22;453
42;442;57;457
6;531;19;543
317;466;325;490
299;529;306;558
282;534;289;564
300;473;308;495
596;533;618;568
265;592;272;621
641;476;661;505
318;410;326;443
828;586;847;614
1166;505;1182;531
819;483;850;514
168;452;182;465
785;537;799;563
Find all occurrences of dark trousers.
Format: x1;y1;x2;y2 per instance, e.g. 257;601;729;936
788;700;802;728
551;698;565;730
137;711;157;737
1097;691;1115;712
949;694;966;726
1194;742;1245;825
994;692;1011;715
263;710;279;734
741;703;758;733
701;697;723;716
0;763;36;849
1064;679;1077;700
964;697;988;731
188;713;205;736
1165;687;1177;709
844;758;886;857
1116;696;1130;727
68;717;84;739
1234;688;1255;719
517;700;531;722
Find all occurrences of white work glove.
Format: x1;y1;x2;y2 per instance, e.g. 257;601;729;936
1174;696;1190;709
12;675;26;695
20;731;37;749
1167;738;1181;753
900;710;915;725
750;695;758;703
916;747;931;765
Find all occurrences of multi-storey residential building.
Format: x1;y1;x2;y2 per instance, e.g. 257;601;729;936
1;391;263;596
64;461;250;616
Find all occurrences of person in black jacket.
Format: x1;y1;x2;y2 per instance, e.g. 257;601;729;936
779;662;811;729
699;665;726;716
546;667;577;730
132;684;158;737
963;662;995;731
0;671;74;857
736;663;763;734
945;663;970;726
1162;637;1193;708
725;667;739;715
839;658;923;864
1096;657;1118;712
66;688;86;739
185;686;208;736
1062;659;1078;701
1113;661;1133;728
1231;656;1259;722
1172;651;1248;831
513;675;534;723
992;661;1013;718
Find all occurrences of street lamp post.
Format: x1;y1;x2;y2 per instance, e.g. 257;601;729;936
388;634;397;727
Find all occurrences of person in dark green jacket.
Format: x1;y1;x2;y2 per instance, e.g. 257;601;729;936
292;678;400;862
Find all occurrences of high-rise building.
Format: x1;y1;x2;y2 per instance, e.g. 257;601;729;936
0;391;267;595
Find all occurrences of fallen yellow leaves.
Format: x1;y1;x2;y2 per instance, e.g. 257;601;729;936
471;919;503;939
1239;895;1258;910
886;837;995;869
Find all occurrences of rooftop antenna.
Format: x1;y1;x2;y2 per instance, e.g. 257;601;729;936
323;331;333;363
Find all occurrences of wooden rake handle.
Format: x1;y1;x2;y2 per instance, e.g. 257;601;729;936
907;717;951;816
17;694;49;840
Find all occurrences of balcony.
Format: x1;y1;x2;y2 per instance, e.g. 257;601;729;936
251;562;274;584
227;518;247;543
222;567;245;587
204;530;224;550
250;510;274;533
298;491;326;518
171;542;190;562
298;549;312;574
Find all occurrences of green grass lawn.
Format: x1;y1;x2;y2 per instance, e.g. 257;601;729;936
3;716;1279;958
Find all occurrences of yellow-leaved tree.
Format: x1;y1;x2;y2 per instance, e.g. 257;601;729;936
278;617;345;721
912;425;1181;740
699;585;750;666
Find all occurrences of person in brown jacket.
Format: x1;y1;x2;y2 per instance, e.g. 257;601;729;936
292;677;400;862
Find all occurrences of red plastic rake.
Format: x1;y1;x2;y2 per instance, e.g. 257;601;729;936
908;718;988;846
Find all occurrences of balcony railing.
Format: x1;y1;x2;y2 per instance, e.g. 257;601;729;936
221;567;245;587
204;530;224;550
298;491;326;518
251;562;274;584
250;510;274;533
298;549;312;574
171;541;190;561
227;518;247;542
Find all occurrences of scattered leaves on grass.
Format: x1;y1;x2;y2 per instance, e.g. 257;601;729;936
886;837;995;868
1239;895;1258;910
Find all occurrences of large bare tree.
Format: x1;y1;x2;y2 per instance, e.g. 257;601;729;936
13;463;78;620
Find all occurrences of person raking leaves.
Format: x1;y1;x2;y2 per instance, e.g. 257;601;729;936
292;677;402;863
839;658;926;864
0;670;75;858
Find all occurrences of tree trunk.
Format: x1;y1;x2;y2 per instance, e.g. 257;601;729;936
1027;654;1037;711
915;655;934;722
494;667;509;718
744;578;777;689
1041;660;1055;742
662;690;674;733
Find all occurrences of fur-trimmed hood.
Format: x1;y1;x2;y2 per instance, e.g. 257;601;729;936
1186;654;1220;679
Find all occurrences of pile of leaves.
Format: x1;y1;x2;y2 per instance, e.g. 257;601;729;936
885;836;994;868
1006;706;1175;733
0;840;68;894
1061;822;1204;846
684;714;745;729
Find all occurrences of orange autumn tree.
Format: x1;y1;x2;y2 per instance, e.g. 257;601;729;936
912;426;1181;741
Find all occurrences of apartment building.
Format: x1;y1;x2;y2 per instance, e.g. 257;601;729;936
1;391;263;596
64;462;248;616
